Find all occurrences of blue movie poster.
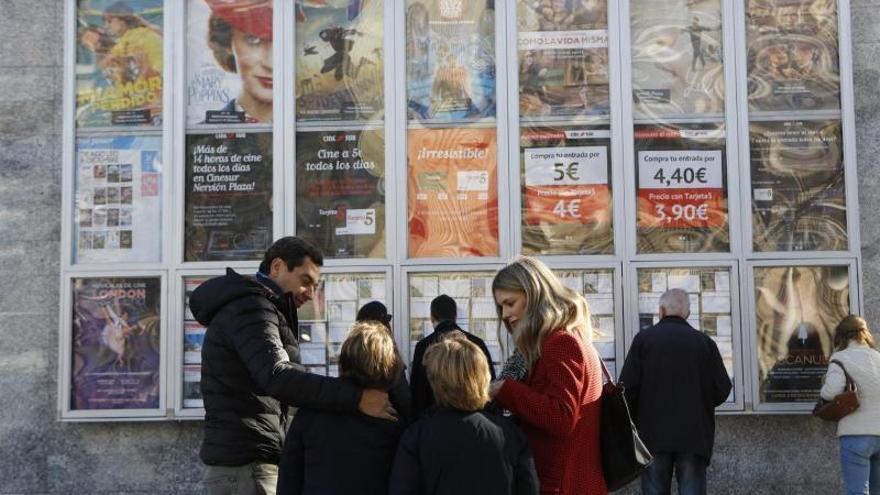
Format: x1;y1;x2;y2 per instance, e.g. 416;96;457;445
405;0;496;122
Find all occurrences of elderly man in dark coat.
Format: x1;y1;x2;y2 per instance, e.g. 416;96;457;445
620;288;732;495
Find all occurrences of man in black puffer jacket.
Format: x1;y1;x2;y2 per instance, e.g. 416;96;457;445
191;237;396;495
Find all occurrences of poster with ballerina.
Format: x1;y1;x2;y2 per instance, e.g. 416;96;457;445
71;277;161;410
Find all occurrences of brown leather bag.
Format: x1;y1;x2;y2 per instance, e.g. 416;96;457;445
813;360;859;422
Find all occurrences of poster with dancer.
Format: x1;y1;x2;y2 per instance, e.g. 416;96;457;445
76;0;164;127
635;124;729;253
75;135;163;263
185;132;274;261
295;129;385;258
295;0;384;123
187;0;274;126
71;277;161;410
746;0;840;112
407;127;498;258
750;119;847;252
520;126;613;255
405;0;496;122
630;0;725;118
517;0;610;118
755;265;850;403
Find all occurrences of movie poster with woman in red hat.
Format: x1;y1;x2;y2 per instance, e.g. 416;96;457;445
187;0;274;126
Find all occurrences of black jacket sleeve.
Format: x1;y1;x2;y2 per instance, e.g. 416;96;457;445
276;413;309;495
391;367;414;425
619;333;642;419
410;340;431;418
707;336;733;407
227;297;362;412
514;435;540;495
388;426;423;495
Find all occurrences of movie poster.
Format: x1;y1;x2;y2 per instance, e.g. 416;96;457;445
76;0;164;128
746;0;840;112
635;124;729;253
405;0;496;122
182;276;208;409
408;127;498;258
517;0;610;118
187;0;273;126
630;0;725;118
185;132;273;261
295;0;384;123
298;273;386;376
75;135;162;263
755;265;850;403
295;129;385;258
408;272;504;372
520;127;613;255
637;267;735;401
71;277;161;410
750;119;847;252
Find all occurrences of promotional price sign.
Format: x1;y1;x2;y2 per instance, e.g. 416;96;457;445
637;150;725;229
407;127;499;258
295;129;385;258
524;146;610;225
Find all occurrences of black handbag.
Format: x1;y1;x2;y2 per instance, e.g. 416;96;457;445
813;359;860;422
599;359;653;491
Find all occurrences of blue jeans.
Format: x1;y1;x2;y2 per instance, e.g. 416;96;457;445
840;435;880;495
641;452;707;495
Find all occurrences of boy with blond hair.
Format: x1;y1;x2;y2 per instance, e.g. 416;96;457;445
389;333;539;494
277;321;407;495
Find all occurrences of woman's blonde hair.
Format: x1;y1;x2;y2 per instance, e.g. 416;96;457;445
339;321;403;390
833;315;877;352
423;332;491;412
492;256;592;370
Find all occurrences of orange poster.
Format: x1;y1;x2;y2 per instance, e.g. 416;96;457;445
408;127;499;258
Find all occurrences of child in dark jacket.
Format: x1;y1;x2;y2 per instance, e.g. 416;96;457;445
277;321;407;495
389;332;540;495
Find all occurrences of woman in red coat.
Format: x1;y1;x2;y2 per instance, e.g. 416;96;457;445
490;257;607;495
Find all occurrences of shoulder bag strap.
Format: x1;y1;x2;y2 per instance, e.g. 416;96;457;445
830;359;857;392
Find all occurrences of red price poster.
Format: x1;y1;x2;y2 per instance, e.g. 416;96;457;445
637;149;726;229
408;128;499;258
523;146;610;226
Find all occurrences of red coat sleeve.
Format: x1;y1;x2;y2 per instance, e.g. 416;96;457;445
496;332;586;437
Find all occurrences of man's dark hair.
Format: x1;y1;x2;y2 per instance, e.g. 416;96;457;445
430;294;457;322
258;236;324;274
356;301;391;325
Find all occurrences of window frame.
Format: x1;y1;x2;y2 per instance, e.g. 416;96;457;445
59;0;864;420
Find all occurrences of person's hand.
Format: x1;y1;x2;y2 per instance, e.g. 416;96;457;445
489;379;506;399
359;388;397;421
